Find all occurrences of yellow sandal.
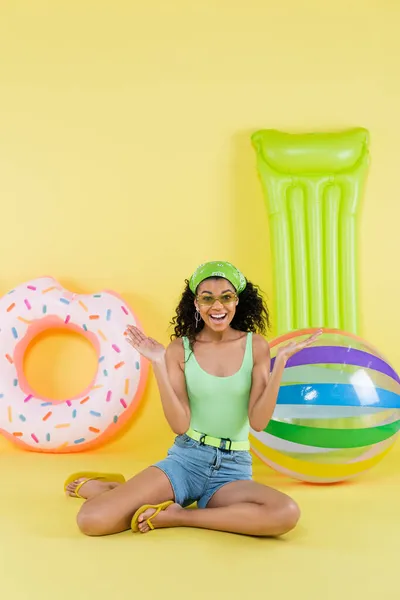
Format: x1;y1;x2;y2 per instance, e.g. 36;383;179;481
131;501;174;532
64;471;126;499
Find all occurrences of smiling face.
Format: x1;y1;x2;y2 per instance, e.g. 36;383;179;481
195;277;238;332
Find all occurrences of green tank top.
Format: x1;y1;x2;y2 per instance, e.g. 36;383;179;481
182;333;253;442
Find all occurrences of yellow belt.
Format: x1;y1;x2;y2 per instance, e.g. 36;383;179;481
186;427;250;452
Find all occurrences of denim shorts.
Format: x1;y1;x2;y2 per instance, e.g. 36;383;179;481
153;434;253;508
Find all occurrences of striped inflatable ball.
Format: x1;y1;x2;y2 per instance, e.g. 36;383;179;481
250;329;400;483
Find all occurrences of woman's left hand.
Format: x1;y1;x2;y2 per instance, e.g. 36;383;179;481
275;329;323;364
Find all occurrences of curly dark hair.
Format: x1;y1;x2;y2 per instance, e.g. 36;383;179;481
170;277;271;346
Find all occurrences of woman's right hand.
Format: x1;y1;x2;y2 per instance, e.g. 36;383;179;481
126;325;166;363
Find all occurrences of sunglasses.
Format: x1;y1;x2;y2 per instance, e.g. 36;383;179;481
196;292;238;306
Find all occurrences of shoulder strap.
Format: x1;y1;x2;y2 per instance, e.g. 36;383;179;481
243;332;253;367
182;336;190;361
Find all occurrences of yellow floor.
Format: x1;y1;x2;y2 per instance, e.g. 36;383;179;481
1;445;399;600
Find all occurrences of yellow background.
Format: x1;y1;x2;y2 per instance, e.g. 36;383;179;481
0;2;399;599
1;0;399;459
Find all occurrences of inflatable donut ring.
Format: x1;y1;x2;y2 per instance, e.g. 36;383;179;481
0;277;148;453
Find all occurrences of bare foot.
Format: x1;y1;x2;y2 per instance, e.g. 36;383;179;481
66;478;121;500
137;503;183;533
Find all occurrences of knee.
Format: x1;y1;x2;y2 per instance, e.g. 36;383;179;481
259;498;300;537
275;499;301;535
76;505;110;536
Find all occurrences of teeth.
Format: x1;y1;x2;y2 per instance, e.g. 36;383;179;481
211;314;226;320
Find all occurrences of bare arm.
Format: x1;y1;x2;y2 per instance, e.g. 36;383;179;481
152;340;191;435
126;326;191;435
248;330;323;432
248;335;285;432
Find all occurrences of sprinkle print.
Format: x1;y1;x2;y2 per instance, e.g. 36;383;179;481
18;317;32;324
0;277;144;452
56;442;69;450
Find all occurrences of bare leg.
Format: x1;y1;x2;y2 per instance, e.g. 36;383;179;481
75;467;174;536
137;480;300;537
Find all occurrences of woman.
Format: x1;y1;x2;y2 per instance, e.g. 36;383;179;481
65;261;321;537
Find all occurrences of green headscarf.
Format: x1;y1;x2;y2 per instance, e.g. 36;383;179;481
189;261;247;295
